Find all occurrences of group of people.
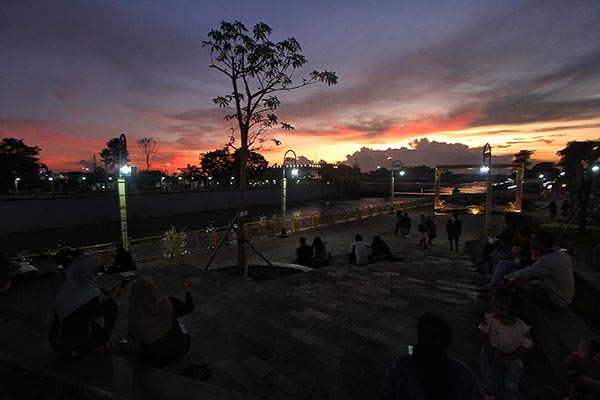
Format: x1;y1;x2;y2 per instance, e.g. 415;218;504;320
48;251;196;369
348;234;403;265
295;236;332;267
476;223;595;399
397;211;463;252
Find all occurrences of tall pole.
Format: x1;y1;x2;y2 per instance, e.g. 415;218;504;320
483;143;492;235
390;160;402;212
280;150;296;237
118;133;129;250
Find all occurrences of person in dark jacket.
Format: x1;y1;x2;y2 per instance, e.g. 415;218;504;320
446;212;462;252
370;236;403;262
128;277;195;367
105;246;137;274
296;237;313;266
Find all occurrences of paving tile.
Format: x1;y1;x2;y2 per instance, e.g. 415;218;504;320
241;354;274;378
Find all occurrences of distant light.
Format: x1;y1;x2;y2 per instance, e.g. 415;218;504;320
48;177;53;181
120;165;132;176
480;166;490;173
291;168;298;177
561;184;567;188
592;165;600;173
82;176;87;181
15;177;21;181
538;174;544;179
178;176;182;180
399;171;406;176
559;171;566;176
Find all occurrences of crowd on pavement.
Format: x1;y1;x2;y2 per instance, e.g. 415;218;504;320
1;205;599;400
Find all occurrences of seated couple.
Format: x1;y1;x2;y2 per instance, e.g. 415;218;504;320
348;235;403;265
296;236;332;267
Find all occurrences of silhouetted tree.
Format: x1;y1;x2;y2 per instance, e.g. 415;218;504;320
231;149;269;182
513;150;535;168
200;147;233;184
203;20;337;271
100;137;130;172
137;137;158;170
557;140;600;233
0;138;47;192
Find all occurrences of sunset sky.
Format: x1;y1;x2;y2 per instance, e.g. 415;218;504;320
1;1;600;172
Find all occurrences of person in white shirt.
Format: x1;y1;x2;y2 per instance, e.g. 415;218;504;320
348;234;369;265
506;231;574;307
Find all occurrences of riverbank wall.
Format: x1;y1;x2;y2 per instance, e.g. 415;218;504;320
2;184;343;234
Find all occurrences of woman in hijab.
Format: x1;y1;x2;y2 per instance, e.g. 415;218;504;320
128;277;194;367
49;253;119;359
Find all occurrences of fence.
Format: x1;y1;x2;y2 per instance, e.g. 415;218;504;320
16;197;432;267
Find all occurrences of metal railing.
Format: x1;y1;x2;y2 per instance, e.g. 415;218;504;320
14;197;432;267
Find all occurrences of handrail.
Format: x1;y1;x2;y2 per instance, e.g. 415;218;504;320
11;197;432;266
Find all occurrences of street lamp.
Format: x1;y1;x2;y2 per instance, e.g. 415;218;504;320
117;133;130;250
482;143;492;234
14;177;20;193
280;149;297;237
389;159;403;211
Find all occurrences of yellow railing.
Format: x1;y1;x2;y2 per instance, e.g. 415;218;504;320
13;197;432;267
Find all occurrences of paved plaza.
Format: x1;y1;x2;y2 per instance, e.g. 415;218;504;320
0;206;567;399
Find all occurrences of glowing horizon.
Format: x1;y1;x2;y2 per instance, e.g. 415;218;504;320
1;1;599;172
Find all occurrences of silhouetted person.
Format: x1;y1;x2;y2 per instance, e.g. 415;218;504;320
312;237;331;266
106;246;137;274
446;212;462;252
49;254;120;359
296;237;313;266
349;234;369;265
128;277;194;367
381;313;484;399
370;236;403;262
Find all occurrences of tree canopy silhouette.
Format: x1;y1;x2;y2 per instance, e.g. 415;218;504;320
0;138;47;191
203;20;337;272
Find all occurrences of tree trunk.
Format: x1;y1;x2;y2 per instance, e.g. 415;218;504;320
237;129;248;276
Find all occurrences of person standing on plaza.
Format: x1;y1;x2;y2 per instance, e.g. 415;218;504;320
418;215;429;249
349;234;370;265
427;214;437;246
479;288;532;400
446;212;462;252
395;211;402;237
403;212;412;237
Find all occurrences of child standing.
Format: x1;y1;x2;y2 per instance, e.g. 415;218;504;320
479;288;533;400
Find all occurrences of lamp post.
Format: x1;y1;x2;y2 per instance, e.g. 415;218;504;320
14;177;20;193
389;160;403;211
482;143;492;234
280;149;297;237
117;133;131;250
48;176;54;195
